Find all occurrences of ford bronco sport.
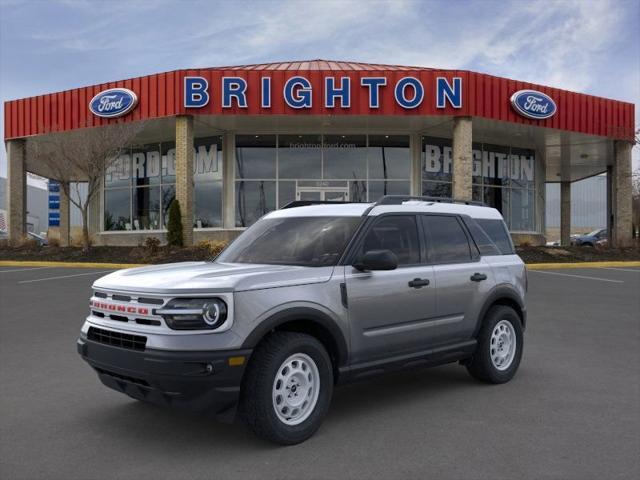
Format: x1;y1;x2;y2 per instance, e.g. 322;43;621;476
78;196;526;444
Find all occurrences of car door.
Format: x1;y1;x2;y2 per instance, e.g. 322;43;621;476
345;214;437;363
421;214;495;345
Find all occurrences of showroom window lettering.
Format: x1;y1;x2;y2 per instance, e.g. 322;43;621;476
104;137;223;232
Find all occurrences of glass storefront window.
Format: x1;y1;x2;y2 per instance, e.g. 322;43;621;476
278;134;322;179
236;135;276;179
236;180;276;227
104;188;131;231
424;136;537;232
132;186;160;230
368;135;410;180
104;136;223;232
323;135;367;180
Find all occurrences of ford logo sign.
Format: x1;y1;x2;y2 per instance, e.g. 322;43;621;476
89;88;138;118
510;89;556;120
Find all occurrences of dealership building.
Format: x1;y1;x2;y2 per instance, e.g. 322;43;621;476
3;60;636;246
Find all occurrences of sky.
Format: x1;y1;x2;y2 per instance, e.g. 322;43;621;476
0;0;638;181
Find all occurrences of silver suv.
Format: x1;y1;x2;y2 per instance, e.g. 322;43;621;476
78;196;527;444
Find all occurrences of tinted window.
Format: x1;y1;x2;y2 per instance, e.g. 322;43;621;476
359;216;420;265
461;217;500;256
218;216;361;267
423;216;472;263
476;219;514;254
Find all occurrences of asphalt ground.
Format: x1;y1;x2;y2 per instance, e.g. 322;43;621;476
1;265;639;480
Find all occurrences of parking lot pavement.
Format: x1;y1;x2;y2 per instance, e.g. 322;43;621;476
1;266;639;480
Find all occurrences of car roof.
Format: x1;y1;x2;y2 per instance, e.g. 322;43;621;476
265;201;504;220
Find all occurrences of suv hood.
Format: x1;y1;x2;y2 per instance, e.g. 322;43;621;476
92;261;335;294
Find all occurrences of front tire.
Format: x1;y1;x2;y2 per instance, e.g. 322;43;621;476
240;332;333;445
466;305;523;384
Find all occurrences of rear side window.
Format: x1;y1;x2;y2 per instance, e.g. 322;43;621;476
422;215;472;263
476;219;514;254
359;215;420;265
462;217;501;256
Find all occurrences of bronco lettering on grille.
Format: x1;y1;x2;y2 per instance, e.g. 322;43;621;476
89;300;149;315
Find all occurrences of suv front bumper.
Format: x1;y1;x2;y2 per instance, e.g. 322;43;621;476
77;335;252;419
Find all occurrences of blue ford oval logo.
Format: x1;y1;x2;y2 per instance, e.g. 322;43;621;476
510;89;556;120
89;88;138;118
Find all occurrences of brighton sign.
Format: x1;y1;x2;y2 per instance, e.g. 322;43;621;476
510;89;557;120
89;88;138;118
183;75;463;110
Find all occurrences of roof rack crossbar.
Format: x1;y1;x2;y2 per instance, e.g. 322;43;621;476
371;195;487;207
281;200;365;209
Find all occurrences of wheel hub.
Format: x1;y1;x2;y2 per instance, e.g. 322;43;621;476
490;320;517;371
272;353;320;426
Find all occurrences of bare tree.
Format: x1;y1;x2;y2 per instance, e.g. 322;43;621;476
27;121;144;250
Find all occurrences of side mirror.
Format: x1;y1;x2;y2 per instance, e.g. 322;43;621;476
353;249;398;271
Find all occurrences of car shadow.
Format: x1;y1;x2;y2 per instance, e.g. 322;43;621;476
79;364;481;450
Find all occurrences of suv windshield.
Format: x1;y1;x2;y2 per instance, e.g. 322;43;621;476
217;216;362;267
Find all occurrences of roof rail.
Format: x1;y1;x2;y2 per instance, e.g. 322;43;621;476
281;200;365;209
374;195;487;207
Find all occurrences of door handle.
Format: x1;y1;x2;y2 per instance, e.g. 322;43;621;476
408;278;430;288
470;273;487;282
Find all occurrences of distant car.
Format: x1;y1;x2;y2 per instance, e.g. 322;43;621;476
0;230;48;245
572;229;607;247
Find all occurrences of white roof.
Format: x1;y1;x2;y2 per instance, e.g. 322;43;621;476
265;201;504;220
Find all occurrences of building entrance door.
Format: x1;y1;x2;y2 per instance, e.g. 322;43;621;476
296;185;349;202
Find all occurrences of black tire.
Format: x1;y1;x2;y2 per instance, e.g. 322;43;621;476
466;305;523;384
240;332;333;445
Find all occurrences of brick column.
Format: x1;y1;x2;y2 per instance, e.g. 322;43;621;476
560;181;571;246
222;133;236;229
6;139;27;244
59;182;70;247
175;116;194;246
452;117;472;201
410;133;422;196
611;141;633;247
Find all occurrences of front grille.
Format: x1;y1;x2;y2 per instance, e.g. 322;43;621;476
87;326;147;351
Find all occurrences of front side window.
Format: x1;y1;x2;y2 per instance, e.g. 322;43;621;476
476;218;514;254
423;215;472;263
358;215;420;265
218;216;361;267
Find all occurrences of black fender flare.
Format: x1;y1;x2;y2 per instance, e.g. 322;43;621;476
241;307;349;367
473;284;527;337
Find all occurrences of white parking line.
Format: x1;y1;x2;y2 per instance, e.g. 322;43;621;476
18;270;112;284
599;267;640;273
0;266;56;273
529;270;624;283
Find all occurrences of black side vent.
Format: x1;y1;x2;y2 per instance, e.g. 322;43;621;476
87;327;146;351
135;318;161;326
92;311;105;318
94;292;108;298
108;314;128;322
137;297;164;305
112;294;131;302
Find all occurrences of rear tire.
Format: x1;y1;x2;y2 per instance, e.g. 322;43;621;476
466;305;523;384
240;332;333;445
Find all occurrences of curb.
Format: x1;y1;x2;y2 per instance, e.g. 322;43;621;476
0;260;145;269
2;260;639;270
526;261;640;270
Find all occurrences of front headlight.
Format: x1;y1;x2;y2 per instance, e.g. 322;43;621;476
156;298;228;330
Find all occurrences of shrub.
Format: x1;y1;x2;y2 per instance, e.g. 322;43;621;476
195;240;227;258
166;200;183;247
48;237;61;248
143;236;161;255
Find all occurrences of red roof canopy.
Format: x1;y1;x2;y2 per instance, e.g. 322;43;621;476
4;59;635;141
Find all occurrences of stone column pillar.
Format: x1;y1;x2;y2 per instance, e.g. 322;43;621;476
222;133;236;229
6;139;27;244
452;117;472;201
611;141;633;247
175;115;194;246
560;181;571;246
59;182;70;247
409;133;422;196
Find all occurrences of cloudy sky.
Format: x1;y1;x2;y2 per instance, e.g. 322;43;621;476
1;0;638;178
